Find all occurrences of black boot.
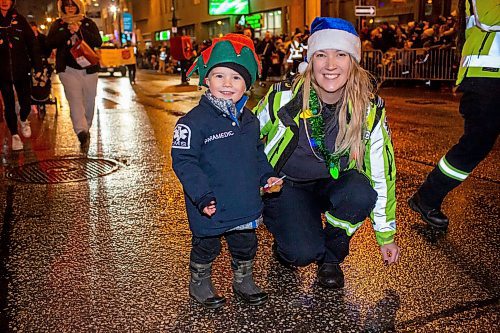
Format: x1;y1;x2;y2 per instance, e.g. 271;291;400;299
317;263;344;289
232;259;268;306
408;193;449;230
189;261;226;309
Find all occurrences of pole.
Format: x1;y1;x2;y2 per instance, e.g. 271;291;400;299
171;0;188;85
358;0;362;33
118;0;123;47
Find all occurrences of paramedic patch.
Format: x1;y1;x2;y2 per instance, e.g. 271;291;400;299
172;124;191;149
204;131;235;144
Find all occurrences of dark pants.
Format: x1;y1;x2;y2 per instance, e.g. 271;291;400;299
0;78;32;135
126;64;136;83
264;170;377;266
261;60;271;81
190;229;257;264
417;78;500;208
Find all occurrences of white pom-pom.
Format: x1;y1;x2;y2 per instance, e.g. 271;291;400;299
298;62;308;74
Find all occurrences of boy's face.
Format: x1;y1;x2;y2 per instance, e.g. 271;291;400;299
205;66;246;104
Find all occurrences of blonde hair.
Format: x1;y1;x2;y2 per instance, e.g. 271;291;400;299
293;56;374;170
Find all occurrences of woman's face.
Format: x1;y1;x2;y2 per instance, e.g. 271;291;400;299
312;49;351;104
0;0;13;12
63;1;78;15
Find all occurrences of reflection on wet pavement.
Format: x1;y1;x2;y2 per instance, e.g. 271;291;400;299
0;72;497;331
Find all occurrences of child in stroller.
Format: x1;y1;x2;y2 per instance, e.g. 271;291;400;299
31;62;58;118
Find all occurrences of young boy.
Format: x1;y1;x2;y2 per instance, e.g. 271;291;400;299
171;34;283;309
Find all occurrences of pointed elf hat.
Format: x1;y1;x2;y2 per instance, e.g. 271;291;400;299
187;33;262;88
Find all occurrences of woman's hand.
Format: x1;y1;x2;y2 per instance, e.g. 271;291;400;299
380;242;400;265
68;23;80;34
202;201;216;217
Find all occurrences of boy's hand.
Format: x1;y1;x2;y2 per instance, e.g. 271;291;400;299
380;242;400;265
263;177;284;193
202;201;216;217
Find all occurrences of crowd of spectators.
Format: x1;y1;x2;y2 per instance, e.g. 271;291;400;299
361;15;457;52
136;14;458;83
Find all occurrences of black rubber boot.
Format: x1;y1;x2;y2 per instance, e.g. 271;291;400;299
232;259;268;306
189;261;226;309
317;263;344;289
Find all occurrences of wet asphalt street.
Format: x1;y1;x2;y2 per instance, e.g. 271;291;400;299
0;71;498;332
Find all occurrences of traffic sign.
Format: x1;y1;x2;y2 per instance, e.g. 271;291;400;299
355;6;376;17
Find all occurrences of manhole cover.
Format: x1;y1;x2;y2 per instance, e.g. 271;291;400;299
5;157;120;184
406;100;447;105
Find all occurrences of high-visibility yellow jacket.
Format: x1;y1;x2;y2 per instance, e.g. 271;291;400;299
457;0;500;84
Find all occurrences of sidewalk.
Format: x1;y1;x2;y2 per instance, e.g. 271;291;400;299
132;69;279;112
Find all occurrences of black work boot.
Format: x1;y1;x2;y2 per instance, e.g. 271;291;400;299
189;261;226;309
317;263;344;289
408;193;449;230
232;259;268;306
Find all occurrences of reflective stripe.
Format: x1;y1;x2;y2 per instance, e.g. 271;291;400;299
369;120;390;231
471;0;500;32
264;122;286;155
373;220;396;233
257;104;271;130
462;55;500;68
490;33;500;57
325;212;364;236
466;15;476;29
438;157;469;181
279;91;292;110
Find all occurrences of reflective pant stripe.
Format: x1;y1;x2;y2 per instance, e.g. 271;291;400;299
438;157;469;181
325;211;364;236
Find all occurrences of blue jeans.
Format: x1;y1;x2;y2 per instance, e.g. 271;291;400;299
263;170;377;266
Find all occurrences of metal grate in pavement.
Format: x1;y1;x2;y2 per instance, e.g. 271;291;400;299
5;157;120;184
406;100;447;105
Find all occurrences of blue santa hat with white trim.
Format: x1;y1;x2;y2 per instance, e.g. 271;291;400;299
298;17;361;73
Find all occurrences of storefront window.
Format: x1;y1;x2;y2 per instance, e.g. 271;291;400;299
205;18;230;39
254;9;282;38
180;24;195;37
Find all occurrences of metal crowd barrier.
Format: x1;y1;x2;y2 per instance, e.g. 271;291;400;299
361;47;459;84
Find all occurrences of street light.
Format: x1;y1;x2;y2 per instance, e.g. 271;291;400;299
109;3;122;47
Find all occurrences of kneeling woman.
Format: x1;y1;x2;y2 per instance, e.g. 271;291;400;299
254;17;400;288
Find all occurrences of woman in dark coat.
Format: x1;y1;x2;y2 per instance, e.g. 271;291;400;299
0;0;42;150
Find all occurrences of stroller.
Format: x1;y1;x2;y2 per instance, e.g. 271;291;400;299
31;62;58;119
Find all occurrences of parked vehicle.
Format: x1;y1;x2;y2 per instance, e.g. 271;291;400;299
97;44;135;76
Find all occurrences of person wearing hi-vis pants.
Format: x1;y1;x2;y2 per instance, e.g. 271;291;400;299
409;0;499;231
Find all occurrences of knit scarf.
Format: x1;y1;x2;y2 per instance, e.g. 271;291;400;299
205;91;239;121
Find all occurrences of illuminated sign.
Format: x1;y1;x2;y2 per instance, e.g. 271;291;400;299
244;13;262;29
209;0;249;15
155;30;171;41
123;13;133;32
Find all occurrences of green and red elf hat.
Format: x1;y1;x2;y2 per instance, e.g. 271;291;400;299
187;33;262;89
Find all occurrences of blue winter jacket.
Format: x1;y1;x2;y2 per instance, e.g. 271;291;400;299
171;95;275;237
